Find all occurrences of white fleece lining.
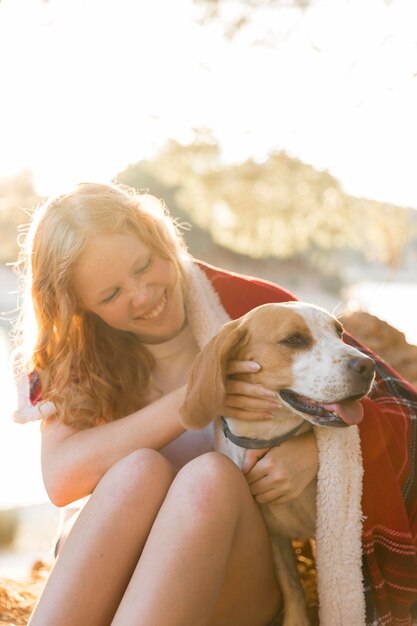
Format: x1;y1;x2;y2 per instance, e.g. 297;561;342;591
13;256;366;625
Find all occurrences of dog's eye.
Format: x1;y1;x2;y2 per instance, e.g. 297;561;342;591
335;322;344;338
280;333;310;348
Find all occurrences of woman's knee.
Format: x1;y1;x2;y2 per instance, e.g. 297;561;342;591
173;452;249;515
99;448;175;503
178;451;240;482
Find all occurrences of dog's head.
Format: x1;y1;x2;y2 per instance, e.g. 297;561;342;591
180;302;375;430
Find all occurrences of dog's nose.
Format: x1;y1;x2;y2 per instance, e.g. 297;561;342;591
347;356;375;378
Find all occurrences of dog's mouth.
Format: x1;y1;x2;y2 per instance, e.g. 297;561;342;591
279;390;365;427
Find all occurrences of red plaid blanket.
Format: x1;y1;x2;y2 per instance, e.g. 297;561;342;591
197;261;417;625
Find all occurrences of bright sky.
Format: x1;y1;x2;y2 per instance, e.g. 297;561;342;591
0;0;416;207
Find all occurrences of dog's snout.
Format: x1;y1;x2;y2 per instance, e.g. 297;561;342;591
347;356;375;378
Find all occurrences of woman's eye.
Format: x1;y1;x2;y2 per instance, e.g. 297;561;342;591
280;334;309;348
102;289;119;304
135;257;153;275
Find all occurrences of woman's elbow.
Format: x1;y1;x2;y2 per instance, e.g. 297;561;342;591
42;464;83;508
41;424;86;507
43;474;70;507
45;485;71;508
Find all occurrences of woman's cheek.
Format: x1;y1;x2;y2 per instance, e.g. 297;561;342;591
97;301;125;328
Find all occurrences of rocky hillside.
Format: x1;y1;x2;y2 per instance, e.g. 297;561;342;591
340;311;417;389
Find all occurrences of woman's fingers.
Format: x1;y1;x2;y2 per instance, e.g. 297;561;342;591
223;362;284;422
226;360;261;375
225;379;279;400
245;461;271;485
242;448;270;474
246;470;292;503
255;489;292;505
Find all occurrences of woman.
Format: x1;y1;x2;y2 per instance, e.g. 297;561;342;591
14;182;318;626
13;182;417;625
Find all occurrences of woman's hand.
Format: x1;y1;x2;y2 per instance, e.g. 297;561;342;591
221;360;283;421
242;432;318;504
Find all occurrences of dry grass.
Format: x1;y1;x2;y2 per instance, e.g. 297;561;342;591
294;540;319;625
341;310;417;388
0;561;48;626
0;543;318;625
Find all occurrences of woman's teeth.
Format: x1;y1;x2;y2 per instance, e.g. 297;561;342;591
140;292;168;320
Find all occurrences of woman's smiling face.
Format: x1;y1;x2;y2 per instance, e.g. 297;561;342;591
72;233;186;343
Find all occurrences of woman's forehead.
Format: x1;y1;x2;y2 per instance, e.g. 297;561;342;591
72;233;150;301
80;232;149;263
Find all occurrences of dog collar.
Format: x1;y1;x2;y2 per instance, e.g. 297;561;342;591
220;416;306;449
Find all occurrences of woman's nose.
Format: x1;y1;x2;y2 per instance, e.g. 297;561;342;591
129;282;151;307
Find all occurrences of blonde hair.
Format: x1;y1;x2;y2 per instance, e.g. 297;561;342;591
15;182;188;429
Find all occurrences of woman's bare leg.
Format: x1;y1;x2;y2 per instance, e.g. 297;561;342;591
112;452;281;626
28;449;175;626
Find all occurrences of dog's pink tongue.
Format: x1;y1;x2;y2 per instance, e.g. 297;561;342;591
322;400;364;425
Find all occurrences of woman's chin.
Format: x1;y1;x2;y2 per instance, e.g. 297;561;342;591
134;315;187;344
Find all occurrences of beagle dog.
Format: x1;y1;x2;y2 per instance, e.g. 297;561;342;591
180;301;375;626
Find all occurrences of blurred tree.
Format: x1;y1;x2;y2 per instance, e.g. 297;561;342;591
0;171;42;264
193;0;312;39
114;137;217;259
117;135;414;270
192;0;398;39
116;129;220;225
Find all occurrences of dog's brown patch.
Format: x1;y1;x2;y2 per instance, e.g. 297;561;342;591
233;307;314;392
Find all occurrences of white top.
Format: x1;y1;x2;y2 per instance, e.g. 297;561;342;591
143;325;215;470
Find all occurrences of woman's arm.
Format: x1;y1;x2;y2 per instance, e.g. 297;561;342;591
41;386;187;507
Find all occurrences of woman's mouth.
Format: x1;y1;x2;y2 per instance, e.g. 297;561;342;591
135;292;168;321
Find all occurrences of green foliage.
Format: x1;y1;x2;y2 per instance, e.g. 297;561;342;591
1;138;413;271
193;0;312;37
117;136;414;269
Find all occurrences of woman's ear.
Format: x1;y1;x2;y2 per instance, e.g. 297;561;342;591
180;319;247;429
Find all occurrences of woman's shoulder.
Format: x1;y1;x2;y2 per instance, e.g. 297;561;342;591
194;259;297;318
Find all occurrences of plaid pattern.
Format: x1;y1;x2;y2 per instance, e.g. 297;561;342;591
344;334;417;626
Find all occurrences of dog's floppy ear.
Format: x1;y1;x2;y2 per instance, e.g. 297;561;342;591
180;319;247;429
